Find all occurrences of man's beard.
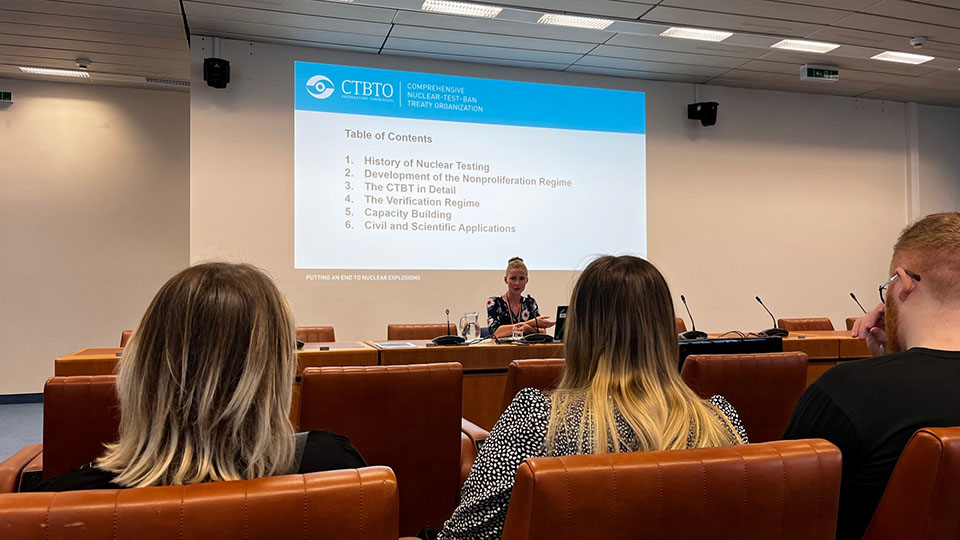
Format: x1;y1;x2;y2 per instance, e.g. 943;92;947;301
885;297;902;354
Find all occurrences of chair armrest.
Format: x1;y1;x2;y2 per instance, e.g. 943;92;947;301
461;418;490;445
0;444;42;493
460;418;491;492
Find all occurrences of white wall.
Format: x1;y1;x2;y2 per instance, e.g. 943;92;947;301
190;37;919;341
0;78;189;395
917;104;960;217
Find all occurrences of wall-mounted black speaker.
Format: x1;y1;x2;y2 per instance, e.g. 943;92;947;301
203;57;230;89
687;102;719;127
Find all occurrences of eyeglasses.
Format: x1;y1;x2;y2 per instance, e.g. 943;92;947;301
879;269;921;303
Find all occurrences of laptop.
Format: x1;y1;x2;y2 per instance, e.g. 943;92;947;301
553;306;568;341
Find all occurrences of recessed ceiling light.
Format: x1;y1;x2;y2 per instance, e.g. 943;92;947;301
660;27;733;42
871;51;935;65
537;13;614;30
771;39;839;54
421;0;502;18
19;67;90;78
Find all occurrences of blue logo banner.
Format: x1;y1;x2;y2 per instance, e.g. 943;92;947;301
295;61;645;135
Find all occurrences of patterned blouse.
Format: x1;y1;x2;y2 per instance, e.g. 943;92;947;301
438;389;748;540
486;295;540;334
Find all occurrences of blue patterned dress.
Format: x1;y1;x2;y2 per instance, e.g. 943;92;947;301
486;295;540;334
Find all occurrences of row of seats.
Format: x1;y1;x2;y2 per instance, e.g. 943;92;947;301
0;352;809;532
3;427;958;539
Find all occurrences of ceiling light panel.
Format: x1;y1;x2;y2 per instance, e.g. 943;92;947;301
870;51;935;65
19;67;90;78
537;14;614;30
660;27;733;42
771;39;839;54
421;0;502;18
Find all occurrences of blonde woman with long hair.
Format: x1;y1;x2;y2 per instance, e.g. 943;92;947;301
440;256;746;540
35;262;364;491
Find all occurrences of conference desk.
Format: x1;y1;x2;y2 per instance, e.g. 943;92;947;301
782;331;871;385
368;340;564;430
55;342;378;377
53;333;868;431
55;343;379;429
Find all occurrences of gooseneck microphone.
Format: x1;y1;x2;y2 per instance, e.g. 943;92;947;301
431;308;466;346
756;296;789;337
850;292;866;314
679;295;707;340
523;313;554;344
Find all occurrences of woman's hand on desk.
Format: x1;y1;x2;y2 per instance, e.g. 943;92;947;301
523;316;555;332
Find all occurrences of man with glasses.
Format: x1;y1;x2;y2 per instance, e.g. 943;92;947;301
784;212;960;540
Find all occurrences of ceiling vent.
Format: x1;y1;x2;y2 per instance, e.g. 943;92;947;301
145;77;190;87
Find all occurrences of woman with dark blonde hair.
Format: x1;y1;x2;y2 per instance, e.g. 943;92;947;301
440;255;746;539
35;262;364;491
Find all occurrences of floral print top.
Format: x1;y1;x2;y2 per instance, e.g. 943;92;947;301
486;295;540;334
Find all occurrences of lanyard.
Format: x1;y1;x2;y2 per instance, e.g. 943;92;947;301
503;293;523;324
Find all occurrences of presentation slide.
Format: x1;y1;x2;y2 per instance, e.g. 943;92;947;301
294;61;646;271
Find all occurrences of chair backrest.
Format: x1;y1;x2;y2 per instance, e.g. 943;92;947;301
386;323;451;340
676;317;687;334
501;439;840;540
680;352;808;442
500;359;564;416
119;330;132;347
296;325;335;342
298;363;462;536
845;317;858;331
777;317;835;331
862;427;960;540
0;467;399;540
43;376;121;479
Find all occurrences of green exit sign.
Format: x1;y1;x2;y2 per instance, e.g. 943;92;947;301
801;65;839;82
0;91;11;102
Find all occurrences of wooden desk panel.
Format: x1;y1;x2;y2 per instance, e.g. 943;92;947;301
783;335;840;360
371;340;564;429
56;343;378;378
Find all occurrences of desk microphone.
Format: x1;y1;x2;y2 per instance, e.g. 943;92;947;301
431;308;466;346
756;296;789;337
679;295;707;340
850;292;866;314
523;314;554;344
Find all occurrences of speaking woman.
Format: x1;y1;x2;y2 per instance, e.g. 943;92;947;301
487;257;555;339
440;255;747;539
35;262;364;491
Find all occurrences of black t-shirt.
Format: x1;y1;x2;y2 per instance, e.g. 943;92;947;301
31;430;366;492
783;348;960;540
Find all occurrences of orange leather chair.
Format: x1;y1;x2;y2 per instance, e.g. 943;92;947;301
501;439;841;540
0;467;399;540
119;330;132;346
387;323;453;340
0;376;122;493
675;317;687;334
846;317;858;331
681;352;808;442
862;427;960;540
499;359;564;417
298;363;463;536
777;317;834;331
296;325;335;342
42;376;121;480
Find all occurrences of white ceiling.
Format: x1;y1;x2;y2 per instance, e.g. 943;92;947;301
1;0;959;106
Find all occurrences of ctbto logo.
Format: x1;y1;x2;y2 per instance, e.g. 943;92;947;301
305;75;335;99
